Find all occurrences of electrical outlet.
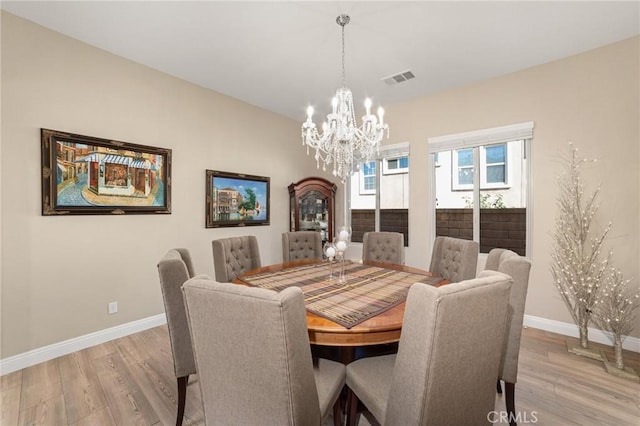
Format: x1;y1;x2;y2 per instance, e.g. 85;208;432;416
108;301;118;314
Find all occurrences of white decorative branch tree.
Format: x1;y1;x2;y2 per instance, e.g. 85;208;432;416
550;143;611;352
592;268;640;379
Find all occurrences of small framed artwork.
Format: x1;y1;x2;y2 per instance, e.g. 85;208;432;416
206;169;270;228
41;129;172;215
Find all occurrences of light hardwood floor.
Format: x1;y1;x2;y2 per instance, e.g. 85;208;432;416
2;326;639;425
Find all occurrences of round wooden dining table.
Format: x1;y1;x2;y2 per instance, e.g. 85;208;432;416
236;259;445;363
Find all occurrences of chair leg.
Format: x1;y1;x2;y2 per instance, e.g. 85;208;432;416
496;379;502;394
333;396;343;426
505;381;516;426
346;388;360;426
176;375;189;426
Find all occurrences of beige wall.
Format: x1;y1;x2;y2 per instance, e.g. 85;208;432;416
0;12;328;358
2;12;639;359
386;36;639;337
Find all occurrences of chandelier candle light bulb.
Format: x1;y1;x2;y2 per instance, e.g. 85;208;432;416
305;106;314;125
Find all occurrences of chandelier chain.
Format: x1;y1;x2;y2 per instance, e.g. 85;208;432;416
341;22;346;87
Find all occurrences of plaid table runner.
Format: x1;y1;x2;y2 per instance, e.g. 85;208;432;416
239;261;443;329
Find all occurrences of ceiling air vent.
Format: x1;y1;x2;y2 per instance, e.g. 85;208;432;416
382;70;415;86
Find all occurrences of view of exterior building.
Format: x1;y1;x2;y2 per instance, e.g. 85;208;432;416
350;152;410;244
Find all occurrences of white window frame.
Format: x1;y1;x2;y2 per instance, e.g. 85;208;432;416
452;148;474;190
348;141;410;235
359;161;376;195
452;143;510;190
382;155;409;175
428;122;534;258
481;143;509;188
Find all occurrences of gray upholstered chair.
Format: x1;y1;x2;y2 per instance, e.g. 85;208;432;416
212;235;261;282
182;278;346;426
282;231;323;262
345;270;513;426
429;236;479;282
157;248;207;426
485;248;532;426
362;231;405;265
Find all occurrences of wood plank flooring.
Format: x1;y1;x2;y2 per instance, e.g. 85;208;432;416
1;326;638;425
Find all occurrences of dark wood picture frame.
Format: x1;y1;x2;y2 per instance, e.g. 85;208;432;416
206;169;270;228
41;128;172;215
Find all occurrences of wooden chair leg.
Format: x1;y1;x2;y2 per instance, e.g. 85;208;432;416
505;381;516;426
333;396;343;426
346;388;360;426
176;375;189;426
496;379;502;394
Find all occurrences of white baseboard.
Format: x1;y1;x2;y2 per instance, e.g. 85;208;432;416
0;314;167;376
2;313;637;376
524;314;640;353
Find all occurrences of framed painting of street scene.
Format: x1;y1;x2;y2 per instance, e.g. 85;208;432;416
206;169;270;228
41;129;171;215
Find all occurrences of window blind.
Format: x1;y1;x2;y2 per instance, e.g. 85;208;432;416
378;141;410;158
427;122;533;153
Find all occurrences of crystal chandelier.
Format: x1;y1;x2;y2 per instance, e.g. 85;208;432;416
301;14;389;183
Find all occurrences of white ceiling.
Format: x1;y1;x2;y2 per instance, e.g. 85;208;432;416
3;1;639;121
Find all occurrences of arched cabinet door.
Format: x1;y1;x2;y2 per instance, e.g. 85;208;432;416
288;177;337;245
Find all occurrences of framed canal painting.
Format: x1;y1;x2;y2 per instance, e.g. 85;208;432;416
41;129;172;215
205;170;270;228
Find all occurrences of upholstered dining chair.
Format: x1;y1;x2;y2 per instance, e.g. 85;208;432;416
429;236;479;282
282;231;323;262
362;231;405;265
345;270;513;426
157;248;205;426
182;278;346;426
485;248;532;426
212;235;261;282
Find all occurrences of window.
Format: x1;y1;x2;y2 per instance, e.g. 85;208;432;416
349;143;410;245
454;149;474;187
359;161;376;194
429;122;532;256
485;144;506;184
453;144;508;190
383;156;409;175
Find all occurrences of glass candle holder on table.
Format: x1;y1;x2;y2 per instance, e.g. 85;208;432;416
323;242;337;280
334;238;348;284
337;225;352;243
